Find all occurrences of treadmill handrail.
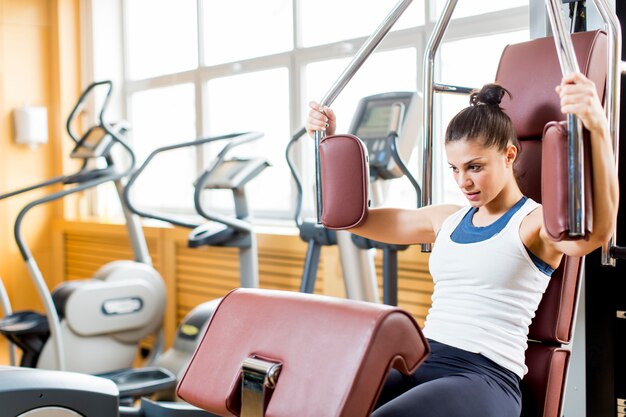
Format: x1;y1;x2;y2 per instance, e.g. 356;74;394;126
285;127;308;228
0;175;72;201
66;80;113;144
124;132;263;230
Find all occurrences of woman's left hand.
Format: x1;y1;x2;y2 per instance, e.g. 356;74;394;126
555;72;608;137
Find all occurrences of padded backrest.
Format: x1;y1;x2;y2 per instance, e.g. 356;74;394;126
494;30;607;417
177;288;430;417
495;30;606;345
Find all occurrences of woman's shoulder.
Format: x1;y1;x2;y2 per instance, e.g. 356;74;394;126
424;204;466;232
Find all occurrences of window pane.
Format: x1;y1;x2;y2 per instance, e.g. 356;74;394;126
436;0;528;19
304;48;419;212
125;0;198;80
202;0;293;66
128;83;197;211
206;68;290;215
437;30;529;205
299;0;424;47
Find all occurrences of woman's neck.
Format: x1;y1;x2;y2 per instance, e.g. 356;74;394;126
475;185;524;222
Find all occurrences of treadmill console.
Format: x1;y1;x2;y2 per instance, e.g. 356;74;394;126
348;91;417;180
199;158;270;190
69;125;115;160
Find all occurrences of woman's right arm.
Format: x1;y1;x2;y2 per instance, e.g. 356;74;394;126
349;205;461;245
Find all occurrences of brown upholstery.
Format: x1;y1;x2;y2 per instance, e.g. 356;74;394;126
541;121;594;240
320;134;370;230
520;345;570;417
496;30;607;139
494;30;607;417
177;288;429;417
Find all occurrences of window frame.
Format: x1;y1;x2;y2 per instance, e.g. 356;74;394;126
84;0;529;222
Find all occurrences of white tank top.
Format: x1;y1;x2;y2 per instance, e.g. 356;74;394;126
424;198;550;378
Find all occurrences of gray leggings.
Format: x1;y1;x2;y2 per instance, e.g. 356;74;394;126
372;340;522;417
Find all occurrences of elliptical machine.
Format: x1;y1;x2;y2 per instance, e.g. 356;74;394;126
348;92;422;306
124;131;269;390
0;82;169;384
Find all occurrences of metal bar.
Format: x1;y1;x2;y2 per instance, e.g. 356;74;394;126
0;175;67;201
382;248;398;306
544;0;585;237
12;171;127;370
314;0;414;223
433;83;476;95
0;279;17;366
123;132;262;230
593;0;622;266
300;241;321;293
421;0;458;252
241;357;282;417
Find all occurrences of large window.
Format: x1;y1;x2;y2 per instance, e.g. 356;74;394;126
89;0;529;222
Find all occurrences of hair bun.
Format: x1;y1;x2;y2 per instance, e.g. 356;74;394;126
469;83;510;107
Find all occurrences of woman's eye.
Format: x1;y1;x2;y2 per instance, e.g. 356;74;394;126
469;165;481;171
449;166;458;173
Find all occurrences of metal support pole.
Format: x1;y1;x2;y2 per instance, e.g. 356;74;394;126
544;0;586;238
593;0;622;266
421;0;458;252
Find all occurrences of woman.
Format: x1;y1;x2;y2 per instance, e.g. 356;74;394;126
305;72;618;417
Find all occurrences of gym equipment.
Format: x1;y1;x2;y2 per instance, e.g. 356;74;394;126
286;91;421;303
317;4;614;417
0;81;173;397
347;93;422;306
494;29;605;417
0;366;119;417
177;288;429;417
124;131;269;389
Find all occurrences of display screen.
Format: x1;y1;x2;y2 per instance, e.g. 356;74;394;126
355;103;393;140
81;126;107;149
210;160;247;182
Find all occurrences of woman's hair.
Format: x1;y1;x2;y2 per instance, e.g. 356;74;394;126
444;83;518;152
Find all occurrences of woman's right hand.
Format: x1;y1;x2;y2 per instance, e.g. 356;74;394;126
306;101;337;137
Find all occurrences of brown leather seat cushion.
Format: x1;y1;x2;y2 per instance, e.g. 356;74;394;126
521;343;570;417
177;288;429;417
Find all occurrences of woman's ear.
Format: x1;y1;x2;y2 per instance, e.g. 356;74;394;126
505;144;518;167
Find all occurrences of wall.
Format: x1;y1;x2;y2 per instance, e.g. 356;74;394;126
0;0;80;311
56;220;433;346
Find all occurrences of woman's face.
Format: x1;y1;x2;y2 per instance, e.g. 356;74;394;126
445;138;516;207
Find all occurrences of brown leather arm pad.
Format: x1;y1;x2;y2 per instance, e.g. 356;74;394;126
541;121;593;241
319;134;371;230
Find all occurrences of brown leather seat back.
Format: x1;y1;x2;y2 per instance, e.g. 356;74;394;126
177;288;429;417
494;30;607;417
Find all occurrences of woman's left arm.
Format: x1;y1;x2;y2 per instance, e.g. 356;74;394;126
545;72;620;257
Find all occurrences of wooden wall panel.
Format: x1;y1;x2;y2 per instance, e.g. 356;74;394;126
57;221;434;346
62;222;161;282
